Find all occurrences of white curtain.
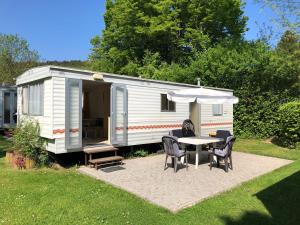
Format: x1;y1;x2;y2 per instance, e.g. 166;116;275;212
212;104;223;116
28;82;44;116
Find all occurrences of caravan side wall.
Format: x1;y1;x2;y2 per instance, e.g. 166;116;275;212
200;104;234;136
17;78;53;138
124;83;234;145
126;84;190;146
17;77;66;154
51;77;67;153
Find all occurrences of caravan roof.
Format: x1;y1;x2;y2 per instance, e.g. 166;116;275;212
17;65;233;92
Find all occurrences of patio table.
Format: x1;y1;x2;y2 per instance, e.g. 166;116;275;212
178;137;223;169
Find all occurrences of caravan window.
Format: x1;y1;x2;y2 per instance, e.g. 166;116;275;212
22;82;44;116
161;94;176;112
212;104;223;116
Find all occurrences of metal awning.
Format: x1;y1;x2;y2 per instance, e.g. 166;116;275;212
167;87;239;104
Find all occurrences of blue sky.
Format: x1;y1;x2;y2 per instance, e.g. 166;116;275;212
0;0;279;61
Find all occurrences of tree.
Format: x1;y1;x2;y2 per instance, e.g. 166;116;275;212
255;0;300;33
277;30;300;54
0;34;39;84
175;40;300;137
276;30;300;94
38;60;90;70
90;0;247;74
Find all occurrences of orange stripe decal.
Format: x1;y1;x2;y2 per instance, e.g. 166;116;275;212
53;122;232;134
53;129;65;134
52;128;79;134
116;124;182;131
70;128;79;133
201;122;233;127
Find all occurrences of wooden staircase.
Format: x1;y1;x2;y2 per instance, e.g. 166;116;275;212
83;144;123;169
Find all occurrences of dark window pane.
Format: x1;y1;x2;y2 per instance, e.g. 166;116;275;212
169;101;175;111
161;94;168;111
161;94;176;112
4;92;11;124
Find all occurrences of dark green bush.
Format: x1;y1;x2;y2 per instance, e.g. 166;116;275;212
12;119;50;166
125;149;149;158
233;91;294;138
276;101;300;148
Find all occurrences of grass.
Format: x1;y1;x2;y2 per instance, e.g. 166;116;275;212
235;138;300;160
0;136;300;225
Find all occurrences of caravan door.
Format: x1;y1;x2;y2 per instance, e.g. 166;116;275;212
65;78;82;150
111;84;128;146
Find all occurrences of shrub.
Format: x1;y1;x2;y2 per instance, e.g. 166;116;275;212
276;101;300;148
125;148;149;158
133;149;149;157
12;119;50;166
233;91;295;138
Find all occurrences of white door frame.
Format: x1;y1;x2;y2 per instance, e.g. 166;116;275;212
110;84;128;146
65;78;83;150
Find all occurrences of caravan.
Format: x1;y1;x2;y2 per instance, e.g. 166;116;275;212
16;66;234;154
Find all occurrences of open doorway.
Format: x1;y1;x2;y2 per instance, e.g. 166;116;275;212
82;80;111;145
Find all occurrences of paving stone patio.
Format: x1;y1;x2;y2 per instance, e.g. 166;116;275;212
78;151;292;212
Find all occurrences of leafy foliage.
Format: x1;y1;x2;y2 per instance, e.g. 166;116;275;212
90;1;299;142
132;149;149;158
125;148;149;158
12;119;50;166
90;0;247;74
0;34;39;84
0;34;90;84
38;60;90;70
180;40;299;138
276;101;300;149
277;30;300;55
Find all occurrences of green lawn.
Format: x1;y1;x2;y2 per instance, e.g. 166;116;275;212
0;137;300;225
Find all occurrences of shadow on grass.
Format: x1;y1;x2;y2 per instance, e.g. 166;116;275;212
221;171;300;225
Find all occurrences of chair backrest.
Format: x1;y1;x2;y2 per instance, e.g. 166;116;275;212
182;119;196;137
162;136;181;156
216;130;232;145
169;129;183;138
223;136;236;156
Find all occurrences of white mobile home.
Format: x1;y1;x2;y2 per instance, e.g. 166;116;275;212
0;85;17;129
16;66;234;154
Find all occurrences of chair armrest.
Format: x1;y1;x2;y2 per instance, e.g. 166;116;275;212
172;136;179;141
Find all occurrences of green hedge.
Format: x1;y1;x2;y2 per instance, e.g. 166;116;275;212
276;101;300;148
233;91;292;138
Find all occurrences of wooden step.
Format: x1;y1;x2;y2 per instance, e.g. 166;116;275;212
89;156;123;164
83;145;118;154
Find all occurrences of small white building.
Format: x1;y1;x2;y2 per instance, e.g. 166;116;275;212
0;85;17;129
16;66;234;154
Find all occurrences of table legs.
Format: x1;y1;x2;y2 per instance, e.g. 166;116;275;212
180;143;186;164
195;145;201;169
